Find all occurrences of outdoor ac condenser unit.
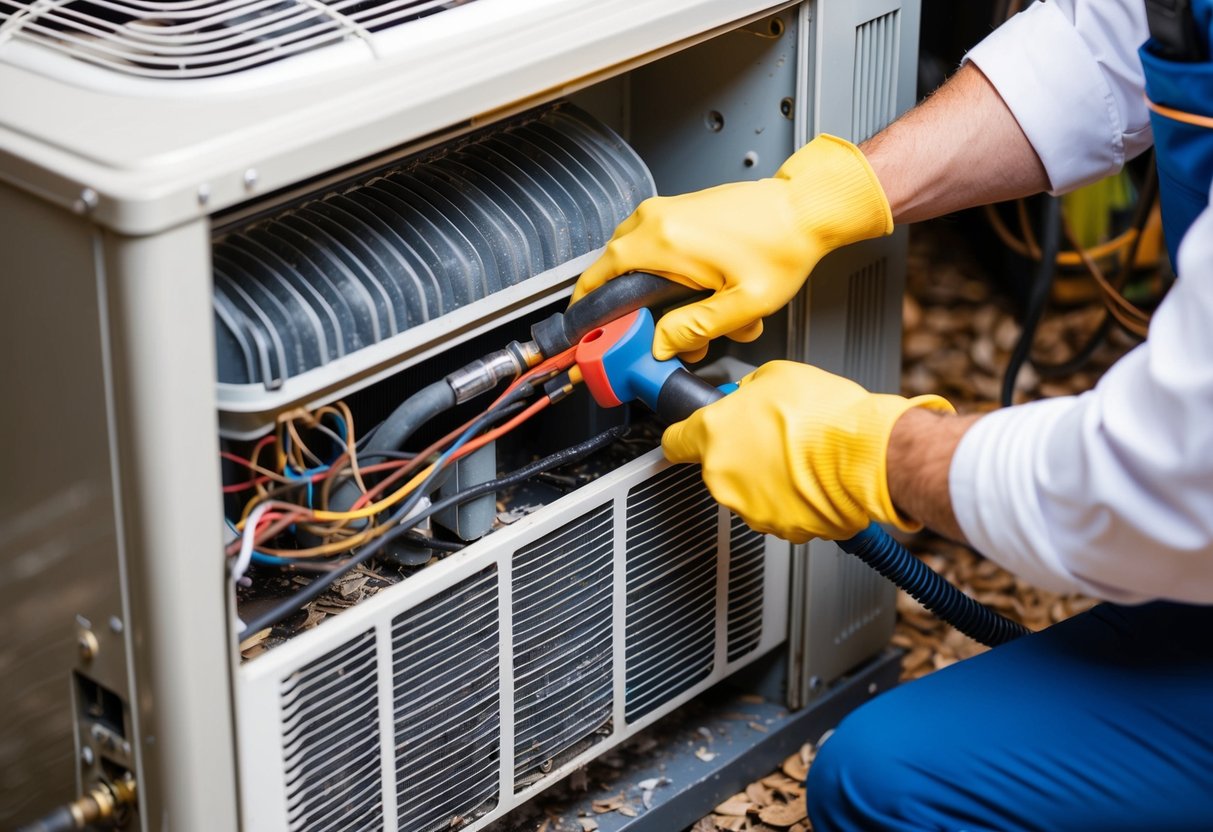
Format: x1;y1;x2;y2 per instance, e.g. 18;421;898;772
0;1;919;830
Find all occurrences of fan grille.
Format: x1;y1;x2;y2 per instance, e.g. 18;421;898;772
0;0;479;79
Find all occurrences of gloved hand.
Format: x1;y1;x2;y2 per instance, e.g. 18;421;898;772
571;134;893;361
662;361;954;543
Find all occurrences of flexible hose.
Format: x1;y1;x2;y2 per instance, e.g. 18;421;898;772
838;524;1030;646
531;272;701;356
1001;194;1061;407
327;379;456;522
15;807;76;832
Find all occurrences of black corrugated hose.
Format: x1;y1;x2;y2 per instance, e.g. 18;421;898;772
838;525;1030;646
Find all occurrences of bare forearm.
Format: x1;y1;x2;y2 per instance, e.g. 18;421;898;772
860;63;1049;224
886;408;982;541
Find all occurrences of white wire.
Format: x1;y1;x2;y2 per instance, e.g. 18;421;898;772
231;502;272;585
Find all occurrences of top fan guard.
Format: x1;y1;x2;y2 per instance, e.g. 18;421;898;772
212;104;653;394
0;0;481;80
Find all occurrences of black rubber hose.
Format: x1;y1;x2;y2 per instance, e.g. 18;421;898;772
1001;194;1062;407
238;425;628;640
327;379;456;522
837;525;1030;646
15;806;77;832
531;272;702;356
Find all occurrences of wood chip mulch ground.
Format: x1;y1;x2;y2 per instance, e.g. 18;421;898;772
694;218;1136;832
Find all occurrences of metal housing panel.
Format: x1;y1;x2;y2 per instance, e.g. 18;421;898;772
0;180;128;829
787;0;921;707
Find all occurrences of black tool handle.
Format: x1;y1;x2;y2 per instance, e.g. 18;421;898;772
532;272;703;357
656;367;726;423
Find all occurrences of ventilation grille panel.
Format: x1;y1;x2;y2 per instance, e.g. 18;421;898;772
212;105;652;388
851;10;900;143
280;629;382;832
392;566;499;832
843;258;890;391
624;465;718;723
512;504;614;789
726;516;765;662
0;0;480;80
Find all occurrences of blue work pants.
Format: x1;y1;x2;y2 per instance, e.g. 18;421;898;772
806;602;1213;831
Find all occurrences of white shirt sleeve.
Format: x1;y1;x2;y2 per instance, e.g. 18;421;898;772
951;204;1213;604
965;0;1152;193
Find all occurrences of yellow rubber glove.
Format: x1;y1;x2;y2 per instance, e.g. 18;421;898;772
662;361;954;543
571;134;893;361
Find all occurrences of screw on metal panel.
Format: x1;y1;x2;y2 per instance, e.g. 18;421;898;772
109;616;124;634
197;183;211;206
743;151;759;169
74;188;99;214
243;168;258;190
81;745;95;766
780;97;794;119
808;675;822;691
78;629;99;661
705;110;725;133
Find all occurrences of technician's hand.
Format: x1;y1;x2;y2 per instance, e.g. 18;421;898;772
663;361;954;543
571;135;892;361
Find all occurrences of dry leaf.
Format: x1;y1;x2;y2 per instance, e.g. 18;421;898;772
758;801;808;826
780;752;807;782
713;795;752;816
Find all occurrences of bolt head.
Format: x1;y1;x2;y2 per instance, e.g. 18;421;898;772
78;629;99;661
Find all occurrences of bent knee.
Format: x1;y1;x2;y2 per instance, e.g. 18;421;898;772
806;697;945;832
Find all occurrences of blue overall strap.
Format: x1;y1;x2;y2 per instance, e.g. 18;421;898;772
1141;0;1213;266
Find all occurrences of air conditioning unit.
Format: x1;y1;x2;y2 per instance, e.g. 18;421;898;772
0;1;919;830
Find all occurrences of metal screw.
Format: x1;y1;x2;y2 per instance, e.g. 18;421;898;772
74;188;99;214
81;745;95;767
780;97;794;119
78;629;99;662
705;110;725;133
743;151;759;168
243;168;259;190
808;675;823;691
109;616;124;634
197;183;211;206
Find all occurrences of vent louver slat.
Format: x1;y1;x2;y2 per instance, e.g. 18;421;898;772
512;504;613;789
0;0;477;79
624;465;718;723
727;515;765;662
211;105;652;387
392;566;499;832
280;629;382;832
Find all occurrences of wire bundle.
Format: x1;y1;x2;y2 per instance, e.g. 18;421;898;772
223;346;605;638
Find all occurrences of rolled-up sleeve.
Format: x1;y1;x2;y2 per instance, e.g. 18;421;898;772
951;205;1213;604
966;0;1152;193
